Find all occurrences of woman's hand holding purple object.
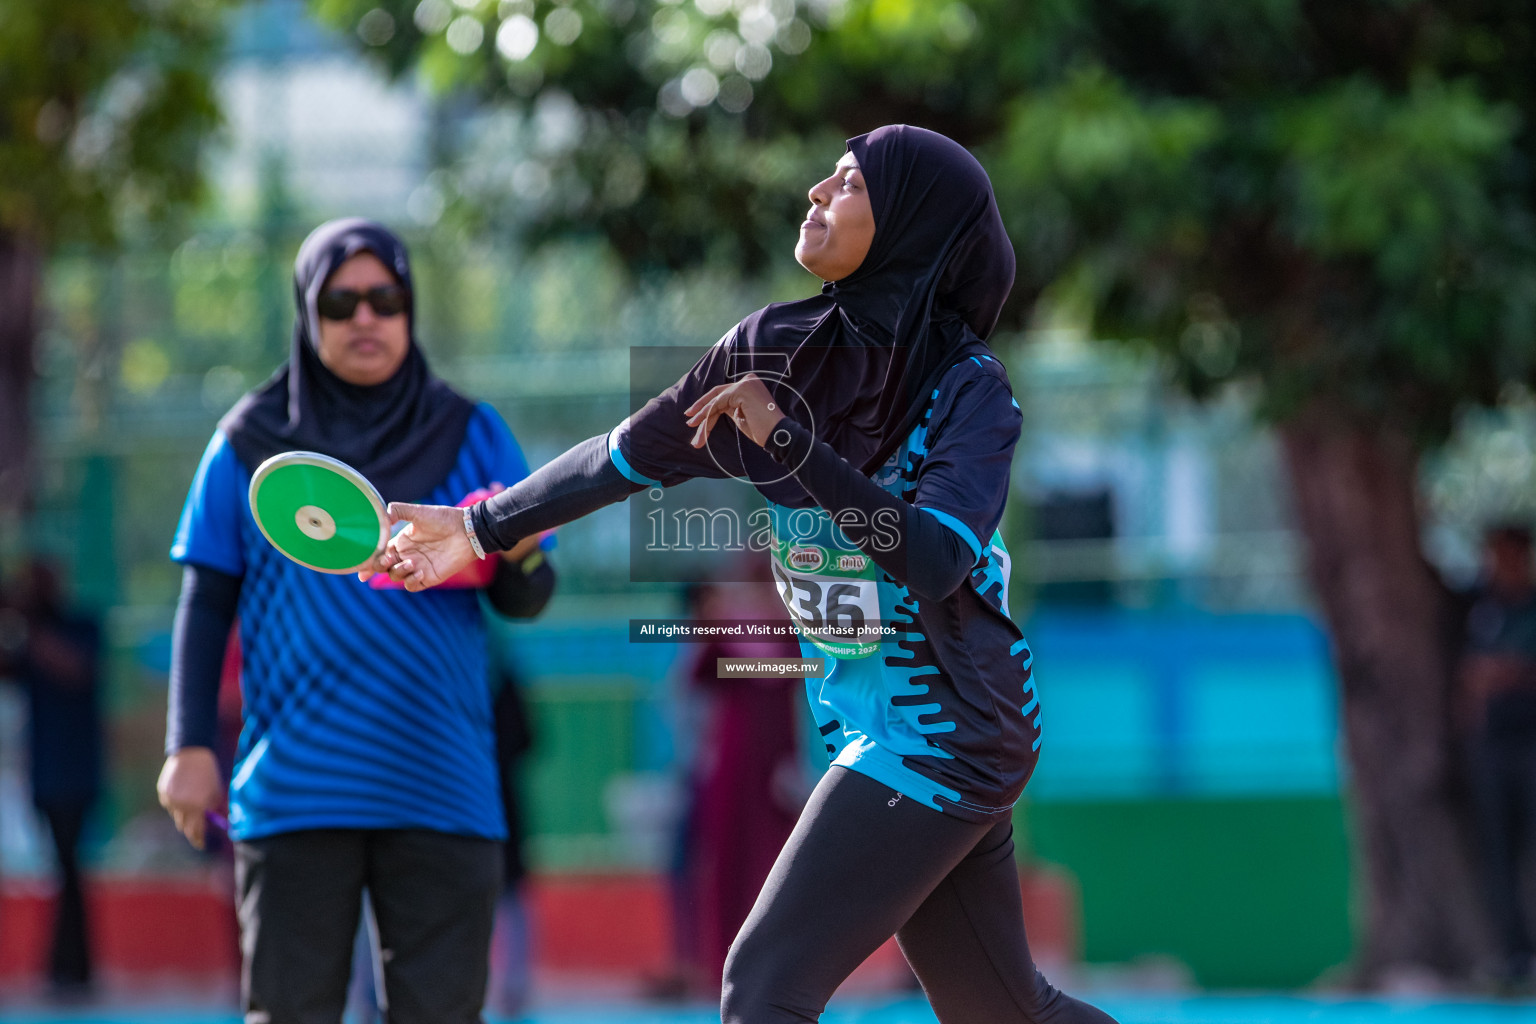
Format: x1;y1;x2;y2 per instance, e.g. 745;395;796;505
157;746;224;851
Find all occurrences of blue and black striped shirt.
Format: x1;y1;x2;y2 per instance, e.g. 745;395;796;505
170;403;531;841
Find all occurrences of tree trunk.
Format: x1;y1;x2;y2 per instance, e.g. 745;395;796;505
1278;410;1488;985
0;228;40;522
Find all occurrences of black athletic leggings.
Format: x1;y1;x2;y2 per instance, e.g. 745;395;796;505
722;767;1119;1024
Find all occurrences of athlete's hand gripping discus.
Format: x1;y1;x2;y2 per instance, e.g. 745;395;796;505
367;500;479;592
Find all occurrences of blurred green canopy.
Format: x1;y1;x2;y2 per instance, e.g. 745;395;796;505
0;0;231;245
312;0;1536;441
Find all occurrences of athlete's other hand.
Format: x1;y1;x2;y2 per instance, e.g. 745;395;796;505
359;502;475;591
157;747;224;851
685;373;786;448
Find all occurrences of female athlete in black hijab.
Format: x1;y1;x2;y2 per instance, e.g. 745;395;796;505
371;127;1118;1024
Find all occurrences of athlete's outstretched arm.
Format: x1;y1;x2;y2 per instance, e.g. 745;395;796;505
475;435;642;551
369;434;643;591
375;335;756;590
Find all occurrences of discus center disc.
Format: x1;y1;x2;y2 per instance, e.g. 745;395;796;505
295;505;337;541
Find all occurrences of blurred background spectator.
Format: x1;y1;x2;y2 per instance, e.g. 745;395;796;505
1457;524;1536;989
653;567;806;999
1;559;103;998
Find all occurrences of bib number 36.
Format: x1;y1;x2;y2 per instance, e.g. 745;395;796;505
770;561;882;658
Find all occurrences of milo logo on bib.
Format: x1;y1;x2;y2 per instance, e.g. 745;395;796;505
787;547;824;571
768;508;884;660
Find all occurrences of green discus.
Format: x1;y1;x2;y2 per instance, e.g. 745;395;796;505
248;452;389;574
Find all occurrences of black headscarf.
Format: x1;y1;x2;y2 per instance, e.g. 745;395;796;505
621;125;1015;499
220;218;474;502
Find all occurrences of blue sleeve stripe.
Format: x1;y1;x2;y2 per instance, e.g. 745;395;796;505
918;506;983;564
608;423;662;487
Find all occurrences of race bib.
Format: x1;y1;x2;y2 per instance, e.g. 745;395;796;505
769;537;883;659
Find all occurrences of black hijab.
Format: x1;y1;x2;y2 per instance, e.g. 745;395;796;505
220;218;474;502
622;125;1015;500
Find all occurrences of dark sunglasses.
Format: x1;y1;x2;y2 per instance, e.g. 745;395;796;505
317;284;410;321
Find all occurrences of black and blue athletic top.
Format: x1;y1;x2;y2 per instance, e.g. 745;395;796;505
471;125;1038;822
767;353;1037;821
614;351;1036;821
473;344;1038;822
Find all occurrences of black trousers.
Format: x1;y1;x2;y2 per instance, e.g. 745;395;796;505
1468;727;1536;976
722;767;1119;1024
234;829;501;1024
37;799;92;987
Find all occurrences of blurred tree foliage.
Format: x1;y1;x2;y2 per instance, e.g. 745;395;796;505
316;0;1536;982
312;0;1536;435
0;0;231;518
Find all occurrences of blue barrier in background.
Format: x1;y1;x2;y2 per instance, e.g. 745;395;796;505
1023;612;1341;800
496;609;1343;803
